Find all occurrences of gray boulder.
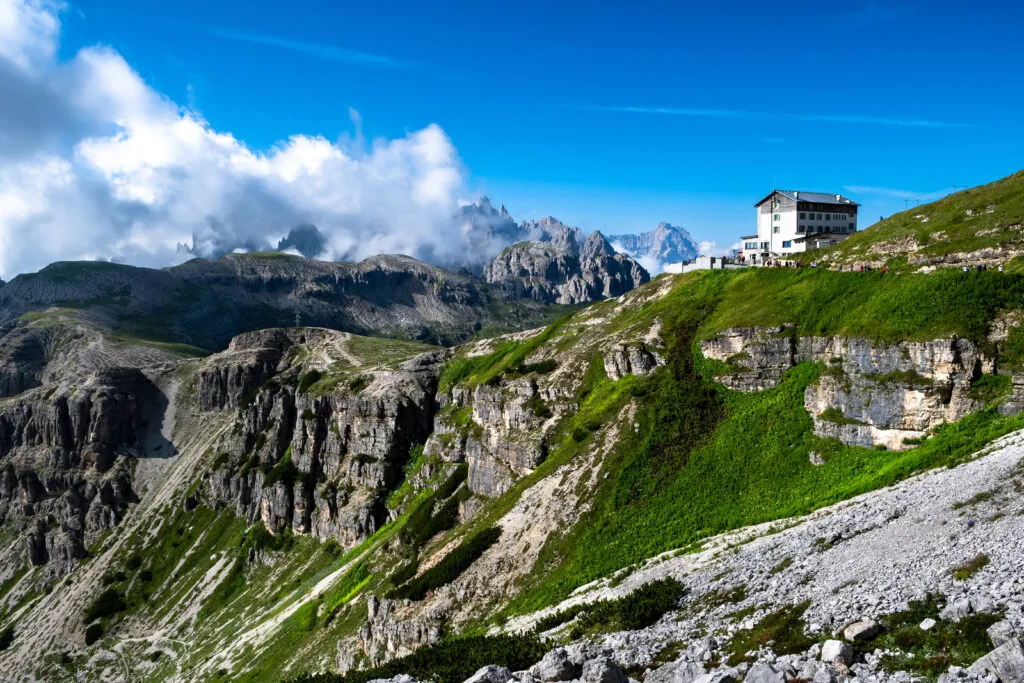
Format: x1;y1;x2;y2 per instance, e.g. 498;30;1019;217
692;670;739;683
940;598;973;622
970;639;1024;683
843;619;882;642
821;640;854;667
580;657;626;683
464;665;512;683
990;621;1017;649
646;660;706;683
531;648;576;682
813;666;837;683
743;663;786;683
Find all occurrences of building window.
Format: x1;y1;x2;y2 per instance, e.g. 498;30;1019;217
799;212;806;219
817;213;822;220
848;223;854;231
782;240;792;248
773;226;780;234
773;213;780;221
825;213;831;220
797;225;805;233
745;242;758;249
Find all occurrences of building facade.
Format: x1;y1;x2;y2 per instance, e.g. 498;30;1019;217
739;190;859;263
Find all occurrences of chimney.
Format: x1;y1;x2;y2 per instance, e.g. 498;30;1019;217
794;192;799;199
836;194;841;201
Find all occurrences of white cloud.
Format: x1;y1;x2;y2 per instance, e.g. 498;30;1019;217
0;0;474;279
697;240;738;257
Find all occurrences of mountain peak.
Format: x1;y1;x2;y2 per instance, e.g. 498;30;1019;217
612;223;699;272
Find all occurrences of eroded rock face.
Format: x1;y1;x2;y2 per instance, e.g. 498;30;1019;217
351;597;445;670
0;368;153;575
604;344;665;381
485;232;649;306
423;378;554;498
0;325;48;398
701;327;997;450
201;330;443;547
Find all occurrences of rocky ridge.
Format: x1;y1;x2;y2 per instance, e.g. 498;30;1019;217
486;232;650;305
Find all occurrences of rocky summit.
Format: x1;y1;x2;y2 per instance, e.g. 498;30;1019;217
5;180;1024;683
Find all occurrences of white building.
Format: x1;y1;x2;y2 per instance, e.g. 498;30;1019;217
739;190;859;263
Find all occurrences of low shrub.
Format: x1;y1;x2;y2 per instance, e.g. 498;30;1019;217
534;578;684;636
348;375;371;393
286;634;546;683
0;625;13;650
506;358;557;378
389;527;501;601
875;594;1001;675
298;370;323;394
83;588;127;624
526;394;553;419
726;602;814;665
84;623;104;646
952;553;990;580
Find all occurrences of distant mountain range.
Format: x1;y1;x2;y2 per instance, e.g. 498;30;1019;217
455;198;699;273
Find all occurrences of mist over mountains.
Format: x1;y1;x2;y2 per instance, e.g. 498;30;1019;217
186;196;700;276
0;0;700;281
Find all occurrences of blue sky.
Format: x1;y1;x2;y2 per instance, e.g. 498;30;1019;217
49;0;1024;246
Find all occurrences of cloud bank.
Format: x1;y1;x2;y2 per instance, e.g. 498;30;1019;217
0;0;470;279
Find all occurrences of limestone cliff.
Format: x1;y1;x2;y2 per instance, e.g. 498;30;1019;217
700;326;997;450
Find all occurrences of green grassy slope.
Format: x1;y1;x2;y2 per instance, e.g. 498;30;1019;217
430;267;1024;617
807;168;1024;266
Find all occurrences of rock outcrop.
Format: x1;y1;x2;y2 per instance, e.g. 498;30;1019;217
701;326;995;449
0;365;158;575
352;597;445;670
200;328;443;547
423;376;557;498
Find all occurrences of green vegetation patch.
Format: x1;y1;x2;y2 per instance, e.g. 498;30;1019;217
534;578;684;637
818;407;865;425
968;373;1012;403
725;602;815;665
701;268;1024;348
83;587;127;623
286;634;547;683
875;594;1001;676
951;553;990;581
389;526;501;601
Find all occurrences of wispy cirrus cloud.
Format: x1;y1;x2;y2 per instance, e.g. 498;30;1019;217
575;105;971;129
201;26;413;69
844;185;953;201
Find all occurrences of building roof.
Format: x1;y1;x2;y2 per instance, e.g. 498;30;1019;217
754;190;860;207
739;234;758;240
